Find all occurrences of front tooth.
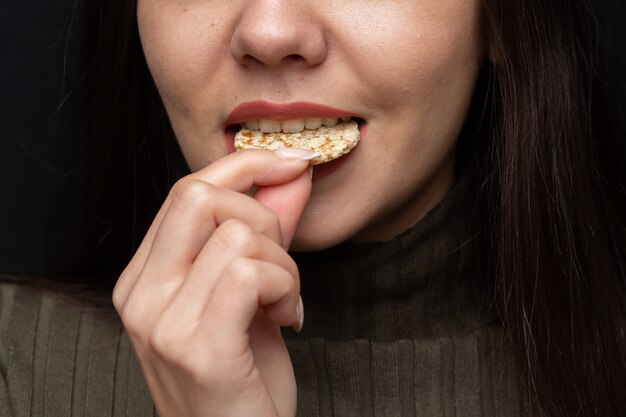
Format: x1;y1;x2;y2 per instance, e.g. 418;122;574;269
259;119;282;133
245;119;260;130
282;119;305;133
304;118;323;129
322;118;338;127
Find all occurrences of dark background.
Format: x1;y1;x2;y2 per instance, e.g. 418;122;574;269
1;1;86;275
1;1;625;275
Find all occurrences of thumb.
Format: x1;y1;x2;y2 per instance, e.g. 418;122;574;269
253;167;312;249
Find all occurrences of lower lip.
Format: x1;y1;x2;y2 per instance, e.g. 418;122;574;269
223;123;367;181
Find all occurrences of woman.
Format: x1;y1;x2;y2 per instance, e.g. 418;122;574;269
1;0;624;416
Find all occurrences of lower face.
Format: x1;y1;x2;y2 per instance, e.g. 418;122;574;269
137;0;487;250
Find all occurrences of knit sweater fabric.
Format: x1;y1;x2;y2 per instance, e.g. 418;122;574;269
0;180;524;416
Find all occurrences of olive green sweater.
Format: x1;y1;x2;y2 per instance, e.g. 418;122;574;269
0;181;524;416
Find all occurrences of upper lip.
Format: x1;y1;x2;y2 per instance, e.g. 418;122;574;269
224;100;362;127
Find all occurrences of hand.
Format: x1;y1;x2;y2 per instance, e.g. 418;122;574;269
112;149;316;417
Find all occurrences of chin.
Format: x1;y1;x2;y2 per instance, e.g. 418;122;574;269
289;225;352;252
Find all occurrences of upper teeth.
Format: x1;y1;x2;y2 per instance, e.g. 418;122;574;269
243;117;351;133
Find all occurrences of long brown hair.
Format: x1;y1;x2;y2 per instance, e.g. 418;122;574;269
50;0;626;415
48;0;187;284
480;0;626;415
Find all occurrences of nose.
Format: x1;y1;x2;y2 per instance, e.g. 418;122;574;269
230;1;327;68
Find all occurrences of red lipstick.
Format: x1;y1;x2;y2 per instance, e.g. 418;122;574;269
225;101;360;126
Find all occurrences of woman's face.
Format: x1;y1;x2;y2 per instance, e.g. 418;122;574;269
138;0;486;250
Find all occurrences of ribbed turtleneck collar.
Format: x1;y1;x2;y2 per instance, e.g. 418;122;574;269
286;178;497;341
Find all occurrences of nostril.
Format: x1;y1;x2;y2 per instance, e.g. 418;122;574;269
284;54;304;62
242;53;305;68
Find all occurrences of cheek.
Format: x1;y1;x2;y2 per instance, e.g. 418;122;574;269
137;2;236;169
338;2;485;114
137;3;228;115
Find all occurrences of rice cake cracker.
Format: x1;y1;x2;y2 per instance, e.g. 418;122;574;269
234;120;359;165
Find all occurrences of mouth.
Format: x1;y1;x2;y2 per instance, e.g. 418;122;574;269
225;116;365;170
225;101;366;134
224;101;367;165
225;116;365;137
230;116;359;133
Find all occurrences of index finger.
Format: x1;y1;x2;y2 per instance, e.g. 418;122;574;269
188;148;315;191
117;149;314;289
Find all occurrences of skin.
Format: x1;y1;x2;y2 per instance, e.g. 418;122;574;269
137;0;487;249
113;1;487;416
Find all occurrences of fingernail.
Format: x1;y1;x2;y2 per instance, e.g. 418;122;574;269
306;166;314;178
293;295;304;333
275;148;320;161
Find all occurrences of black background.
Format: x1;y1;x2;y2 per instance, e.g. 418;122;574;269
1;1;625;275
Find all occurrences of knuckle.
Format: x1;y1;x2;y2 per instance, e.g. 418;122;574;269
146;306;193;355
148;321;181;358
111;289;123;314
112;268;133;312
214;219;255;251
179;342;219;382
169;177;190;198
179;357;209;384
119;302;148;340
224;257;260;292
171;178;215;206
116;288;158;342
111;285;124;314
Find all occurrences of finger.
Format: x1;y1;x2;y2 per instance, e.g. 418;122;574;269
117;183;284;313
192;148;315;193
114;149;312;306
254;168;313;249
113;197;174;311
162;219;299;324
200;257;301;346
